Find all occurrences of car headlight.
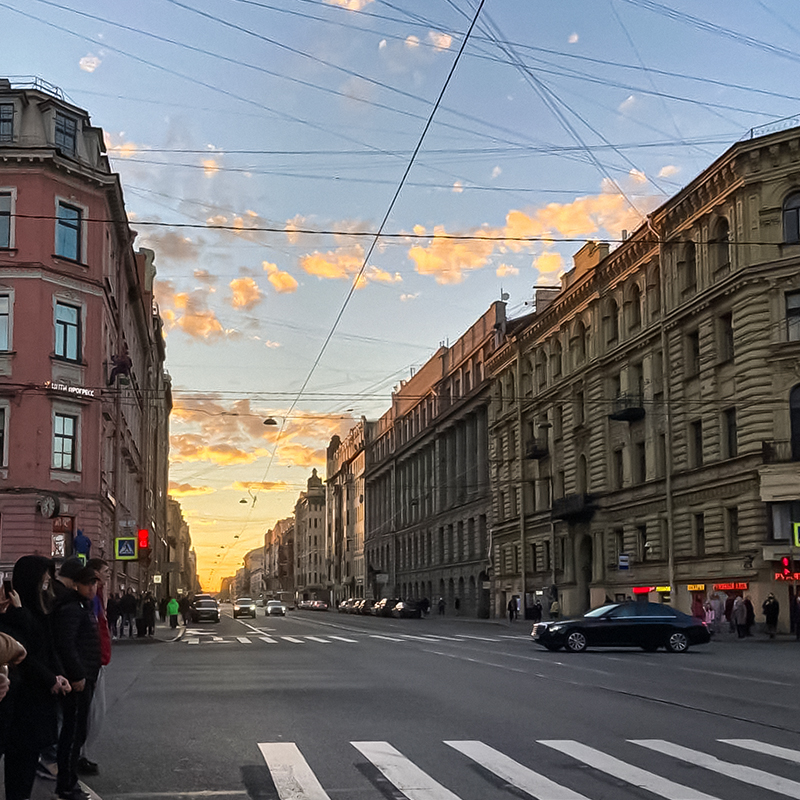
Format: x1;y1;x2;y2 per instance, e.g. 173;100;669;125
549;625;563;632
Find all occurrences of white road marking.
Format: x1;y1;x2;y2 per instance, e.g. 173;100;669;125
260;636;278;644
446;740;589;799
281;636;305;643
258;743;331;800
236;636;252;644
328;636;358;643
369;634;404;642
719;739;800;764
540;740;721;800
450;635;502;642
212;637;224;642
186;638;199;645
304;636;330;643
399;635;442;642
352;741;461;800
632;739;800;798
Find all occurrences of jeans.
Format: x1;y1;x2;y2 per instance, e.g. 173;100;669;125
57;680;95;794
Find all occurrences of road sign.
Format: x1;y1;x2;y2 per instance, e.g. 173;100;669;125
114;537;138;560
618;554;629;570
153;574;162;584
793;522;800;548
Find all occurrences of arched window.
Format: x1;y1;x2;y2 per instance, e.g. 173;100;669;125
535;351;547;390
573;321;587;365
629;283;642;331
552;339;562;378
710;218;730;276
783;192;800;243
605;298;619;345
791;385;800;460
679;240;696;295
649;264;661;317
577;454;588;494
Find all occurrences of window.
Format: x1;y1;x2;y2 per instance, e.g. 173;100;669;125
574;390;585;427
0;407;6;467
629;284;642;331
543;540;551;571
694;513;705;556
0;104;12;142
54;112;77;155
635;441;647;483
631;362;644;401
656;433;666;478
786;292;800;341
718;312;734;362
0;295;8;351
552;340;562;378
723;407;737;458
614;528;624;561
686;330;700;376
553;405;563;440
0;192;11;249
573;321;587;364
726;507;739;554
55;302;80;361
53;413;77;471
605;299;619;345
679;241;697;295
56;202;82;261
637;524;649;561
690;420;703;467
710;218;730;276
783;192;800;243
612;448;624;489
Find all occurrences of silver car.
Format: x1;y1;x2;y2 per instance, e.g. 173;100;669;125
266;600;286;617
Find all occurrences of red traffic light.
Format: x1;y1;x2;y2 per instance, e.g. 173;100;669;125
138;528;150;550
781;556;792;577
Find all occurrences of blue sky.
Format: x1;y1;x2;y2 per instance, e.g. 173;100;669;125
5;0;800;587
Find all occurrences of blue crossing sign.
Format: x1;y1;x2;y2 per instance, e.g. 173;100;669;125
115;537;138;560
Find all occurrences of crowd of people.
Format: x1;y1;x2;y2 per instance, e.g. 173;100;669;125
0;556;115;800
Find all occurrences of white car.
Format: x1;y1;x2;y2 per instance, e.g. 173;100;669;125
233;597;257;618
266;600;286;617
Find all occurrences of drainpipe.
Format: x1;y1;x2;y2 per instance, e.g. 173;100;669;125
647;214;676;599
515;342;527;616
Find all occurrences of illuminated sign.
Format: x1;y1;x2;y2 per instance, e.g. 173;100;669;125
687;584;705;592
656;586;672;593
114;537;138;561
775;572;800;582
632;586;655;595
44;381;96;398
713;582;748;591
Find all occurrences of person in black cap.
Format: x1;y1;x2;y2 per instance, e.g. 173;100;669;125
52;566;101;800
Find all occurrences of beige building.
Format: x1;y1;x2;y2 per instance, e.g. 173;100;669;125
326;419;367;603
264;516;294;599
294;469;328;603
363;303;500;615
244;547;265;599
165;498;198;597
487;122;800;630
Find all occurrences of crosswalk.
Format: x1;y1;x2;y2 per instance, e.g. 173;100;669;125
256;737;800;799
181;630;511;646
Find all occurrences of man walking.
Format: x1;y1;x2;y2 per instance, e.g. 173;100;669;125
762;593;780;639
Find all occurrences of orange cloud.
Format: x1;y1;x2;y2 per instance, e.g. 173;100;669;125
276;442;326;468
534;251;564;276
231;481;290;492
496;263;519;277
428;31;452;51
263;262;298;294
408;226;495;284
324;0;373;8
301;244;366;281
229;277;263;310
170;434;268;465
155;280;233;342
103;132;139;158
168;481;215;497
202;158;220;177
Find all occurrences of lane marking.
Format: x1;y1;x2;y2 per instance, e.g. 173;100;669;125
539;740;721;800
399;635;442;642
719;739;800;764
450;635;502;642
260;636;278;644
352;741;461;800
258;742;331;800
281;636;305;643
369;634;404;642
304;636;330;643
632;739;800;799
445;740;589;799
328;636;358;643
186;638;199;645
236;636;252;644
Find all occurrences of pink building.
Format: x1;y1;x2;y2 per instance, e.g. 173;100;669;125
0;78;170;590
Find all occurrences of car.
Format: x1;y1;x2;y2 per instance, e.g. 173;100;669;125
310;600;329;611
392;600;421;619
531;601;711;653
372;598;399;617
297;600;312;610
338;599;355;613
266;600;286;617
190;598;220;623
233;597;257;618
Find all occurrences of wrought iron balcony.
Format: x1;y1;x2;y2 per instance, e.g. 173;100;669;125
608;393;645;422
525;437;549;460
551;493;595;522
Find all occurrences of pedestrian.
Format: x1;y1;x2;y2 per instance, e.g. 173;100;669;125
454;597;461;616
691;595;705;620
709;593;724;635
167;596;179;629
106;592;120;640
762;593;780;639
744;595;755;637
2;556;71;800
732;595;747;638
549;598;561;620
119;588;137;638
158;596;167;623
142;593;156;637
532;601;542;624
79;558;112;777
52;565;102;800
179;594;191;625
507;597;516;624
437;597;445;616
421;597;430;616
724;594;735;633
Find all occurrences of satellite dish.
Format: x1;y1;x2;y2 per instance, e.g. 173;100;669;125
501;292;510;301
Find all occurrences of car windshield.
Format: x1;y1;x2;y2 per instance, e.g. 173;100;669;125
196;600;216;608
236;598;253;604
583;604;619;618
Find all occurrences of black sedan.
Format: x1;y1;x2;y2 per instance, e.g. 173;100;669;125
531;601;710;653
190;598;220;623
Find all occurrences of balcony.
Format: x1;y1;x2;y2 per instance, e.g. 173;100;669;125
762;440;798;463
608;393;645;422
551;493;595;522
525;437;549;460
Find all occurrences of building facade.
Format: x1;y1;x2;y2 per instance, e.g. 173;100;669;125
165;497;198;597
294;469;327;603
326;419;366;603
0;78;171;589
264;516;294;600
363;303;500;616
487;122;800;630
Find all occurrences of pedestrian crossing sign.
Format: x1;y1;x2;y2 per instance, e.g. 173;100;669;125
115;536;138;560
793;522;800;548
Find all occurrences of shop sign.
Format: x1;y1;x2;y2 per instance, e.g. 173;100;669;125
618;554;630;570
656;586;672;593
44;381;96;398
153;574;162;584
774;572;800;582
632;586;655;595
713;582;748;591
687;584;705;592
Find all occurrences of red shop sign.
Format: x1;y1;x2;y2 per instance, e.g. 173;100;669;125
713;582;748;591
632;586;655;595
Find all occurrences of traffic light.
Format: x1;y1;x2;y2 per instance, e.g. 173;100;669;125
138;529;151;564
781;556;792;578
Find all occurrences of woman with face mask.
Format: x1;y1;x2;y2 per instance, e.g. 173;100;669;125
2;556;71;800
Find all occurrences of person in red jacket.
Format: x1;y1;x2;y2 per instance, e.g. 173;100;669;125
78;559;111;776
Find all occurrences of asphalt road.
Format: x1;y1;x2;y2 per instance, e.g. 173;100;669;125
74;608;800;800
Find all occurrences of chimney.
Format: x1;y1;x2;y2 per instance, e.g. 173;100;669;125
571;240;609;277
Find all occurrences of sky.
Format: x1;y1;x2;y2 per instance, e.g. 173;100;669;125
5;0;800;590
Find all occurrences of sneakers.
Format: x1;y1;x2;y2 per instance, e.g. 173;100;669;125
55;787;90;800
36;759;57;781
76;757;99;775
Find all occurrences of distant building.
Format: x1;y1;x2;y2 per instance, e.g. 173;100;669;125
166;498;198;596
264;516;294;598
244;547;265;598
294;469;327;603
0;78;171;589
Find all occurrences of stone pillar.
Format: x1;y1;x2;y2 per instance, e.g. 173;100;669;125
456;421;466;503
446;429;456;508
476;406;489;494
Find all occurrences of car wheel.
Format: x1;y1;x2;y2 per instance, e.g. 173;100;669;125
565;630;587;653
543;643;562;652
666;631;689;653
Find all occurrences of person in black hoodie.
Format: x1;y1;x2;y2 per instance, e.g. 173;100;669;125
1;556;71;800
53;566;101;800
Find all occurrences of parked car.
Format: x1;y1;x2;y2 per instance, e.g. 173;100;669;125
372;598;399;617
531;601;711;653
265;600;286;617
338;599;355;613
233;597;257;618
190;598;220;623
297;600;312;610
310;600;329;611
392;600;421;619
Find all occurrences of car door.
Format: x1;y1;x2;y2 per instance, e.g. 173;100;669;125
592;604;639;646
